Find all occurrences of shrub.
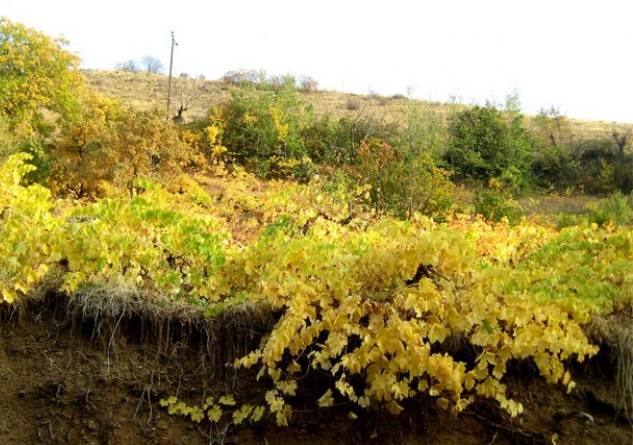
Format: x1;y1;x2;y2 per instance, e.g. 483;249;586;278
141;56;163;74
205;80;312;178
0;18;83;138
356;138;453;218
269;74;296;91
587;192;632;226
302;114;399;166
346;97;361;111
570;137;633;194
473;188;523;224
298;76;318;93
532;145;580;189
115;60;139;72
222;69;265;86
556;212;588;229
531;110;633;194
51;94;202;197
396;101;447;161
445;104;533;185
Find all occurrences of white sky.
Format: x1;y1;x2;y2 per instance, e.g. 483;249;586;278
3;0;632;122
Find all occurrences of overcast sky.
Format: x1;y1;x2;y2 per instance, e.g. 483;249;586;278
3;0;632;122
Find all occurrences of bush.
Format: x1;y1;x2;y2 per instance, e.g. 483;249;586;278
302;114;399;166
0;18;83;138
51;95;202;197
222;69;265;86
205;80;312;178
141;56;163;74
115;60;139;72
346;98;361;111
269;74;296;91
396;101;447;161
571;138;633;194
298;76;318;93
473;188;523;224
530;110;633;194
532;145;580;189
356;138;453;218
556;211;588;229
445;104;533;185
587;193;632;226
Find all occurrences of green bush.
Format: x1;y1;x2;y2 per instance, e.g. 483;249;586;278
532;145;581;189
209;78;312;178
587;193;632;226
356;138;453;218
473;188;523;224
396;102;447;161
302;114;399;166
444;104;533;185
556;212;588;229
530;109;633;194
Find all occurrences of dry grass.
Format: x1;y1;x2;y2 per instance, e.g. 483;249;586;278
586;311;633;418
83;70;633;138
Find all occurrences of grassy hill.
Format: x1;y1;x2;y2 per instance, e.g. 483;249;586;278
83;69;632;139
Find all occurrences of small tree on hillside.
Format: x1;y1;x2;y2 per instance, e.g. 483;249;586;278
116;59;139;72
141;56;164;74
171;78;205;124
298;76;319;93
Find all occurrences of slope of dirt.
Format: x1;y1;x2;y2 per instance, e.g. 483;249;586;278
0;297;631;445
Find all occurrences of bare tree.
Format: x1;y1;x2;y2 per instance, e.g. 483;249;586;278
115;59;139;72
171;78;205;124
222;69;265;85
298;76;319;93
141;56;164;74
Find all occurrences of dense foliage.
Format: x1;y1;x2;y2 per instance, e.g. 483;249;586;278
2;154;632;427
444;104;533;187
0;18;83;138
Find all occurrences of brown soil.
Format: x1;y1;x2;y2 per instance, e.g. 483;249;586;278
0;297;631;445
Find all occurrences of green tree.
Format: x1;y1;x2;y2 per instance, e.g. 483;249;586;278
444;103;533;186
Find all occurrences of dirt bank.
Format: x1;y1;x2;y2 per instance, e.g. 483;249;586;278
0;296;631;445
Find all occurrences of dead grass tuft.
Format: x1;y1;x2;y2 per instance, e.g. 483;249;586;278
585;309;633;418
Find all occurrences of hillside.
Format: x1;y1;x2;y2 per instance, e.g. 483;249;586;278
83;69;632;139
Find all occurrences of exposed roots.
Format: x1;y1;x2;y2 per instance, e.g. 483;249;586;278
0;285;277;368
585;309;633;418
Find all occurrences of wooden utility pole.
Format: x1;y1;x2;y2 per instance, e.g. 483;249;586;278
166;31;177;119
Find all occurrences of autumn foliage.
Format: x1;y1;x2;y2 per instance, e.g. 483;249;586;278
1;18;633;432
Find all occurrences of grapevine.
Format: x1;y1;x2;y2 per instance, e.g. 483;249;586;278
0;154;630;427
